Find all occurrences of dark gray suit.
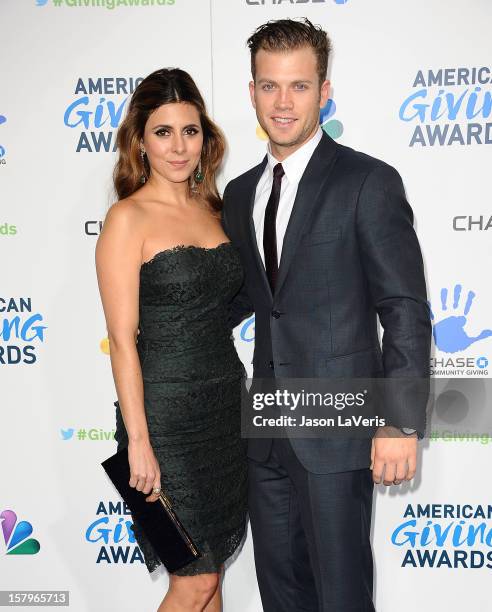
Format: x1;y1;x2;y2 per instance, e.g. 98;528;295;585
222;132;431;611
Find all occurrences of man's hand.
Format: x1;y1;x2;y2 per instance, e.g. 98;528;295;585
370;426;418;485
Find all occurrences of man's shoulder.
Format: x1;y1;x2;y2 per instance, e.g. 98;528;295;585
334;140;401;182
336;141;396;172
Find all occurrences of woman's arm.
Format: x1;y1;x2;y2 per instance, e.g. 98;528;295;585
95;200;161;501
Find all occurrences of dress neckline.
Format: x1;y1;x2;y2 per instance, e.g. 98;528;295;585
141;241;232;268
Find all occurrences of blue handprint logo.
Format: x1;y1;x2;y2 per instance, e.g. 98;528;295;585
430;285;492;353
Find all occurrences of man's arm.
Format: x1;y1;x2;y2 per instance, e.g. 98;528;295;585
355;163;432;485
356;163;431;380
222;182;255;330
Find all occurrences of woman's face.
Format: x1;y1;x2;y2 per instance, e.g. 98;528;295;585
141;102;203;185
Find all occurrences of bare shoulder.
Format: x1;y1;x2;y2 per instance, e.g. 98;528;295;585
96;197;147;266
102;196;147;229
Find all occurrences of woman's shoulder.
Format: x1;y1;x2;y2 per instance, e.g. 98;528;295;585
96;198;145;266
108;195;145;216
96;199;149;259
103;196;150;229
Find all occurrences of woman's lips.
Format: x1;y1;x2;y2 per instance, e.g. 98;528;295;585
168;160;189;168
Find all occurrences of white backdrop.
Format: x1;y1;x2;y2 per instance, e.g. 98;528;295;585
2;1;492;611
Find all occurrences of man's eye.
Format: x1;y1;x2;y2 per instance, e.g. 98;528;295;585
295;83;307;90
262;83;274;91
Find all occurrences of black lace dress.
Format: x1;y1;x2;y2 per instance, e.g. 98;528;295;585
113;241;248;575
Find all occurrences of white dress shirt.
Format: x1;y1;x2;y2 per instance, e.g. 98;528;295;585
253;126;323;266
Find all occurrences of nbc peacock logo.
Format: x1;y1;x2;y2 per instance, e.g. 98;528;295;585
319;98;344;139
1;509;41;555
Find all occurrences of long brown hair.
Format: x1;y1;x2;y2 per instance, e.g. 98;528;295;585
113;68;225;211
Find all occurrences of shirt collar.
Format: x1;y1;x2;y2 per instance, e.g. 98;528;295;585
266;126;323;185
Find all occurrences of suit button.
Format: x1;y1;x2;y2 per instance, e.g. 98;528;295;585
271;310;281;319
269;360;274;369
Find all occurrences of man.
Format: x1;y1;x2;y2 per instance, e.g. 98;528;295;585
222;18;431;612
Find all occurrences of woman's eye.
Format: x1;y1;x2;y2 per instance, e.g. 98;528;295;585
184;128;199;135
155;129;169;137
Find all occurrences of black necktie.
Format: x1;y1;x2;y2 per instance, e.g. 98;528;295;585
263;163;285;292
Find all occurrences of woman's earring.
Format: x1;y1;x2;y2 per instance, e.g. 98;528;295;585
194;159;204;184
190;159;203;193
140;149;147;184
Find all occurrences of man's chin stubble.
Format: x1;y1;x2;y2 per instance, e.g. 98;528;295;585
268;122;319;150
271;133;310;150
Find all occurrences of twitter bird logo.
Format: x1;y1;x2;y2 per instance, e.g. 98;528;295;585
60;428;74;440
0;115;6;126
36;0;49;6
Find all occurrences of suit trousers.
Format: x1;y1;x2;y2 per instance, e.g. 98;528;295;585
248;437;376;612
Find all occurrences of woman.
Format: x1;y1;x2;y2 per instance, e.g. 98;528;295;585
95;68;247;612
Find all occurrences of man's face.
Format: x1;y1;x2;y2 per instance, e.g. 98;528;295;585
249;46;330;159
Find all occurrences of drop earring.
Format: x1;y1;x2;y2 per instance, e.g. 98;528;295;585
140;149;147;184
194;159;204;184
190;158;203;193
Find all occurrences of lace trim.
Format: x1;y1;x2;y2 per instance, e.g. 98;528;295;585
141;241;232;268
131;515;247;576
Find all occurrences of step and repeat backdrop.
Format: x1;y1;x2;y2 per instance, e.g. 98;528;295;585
1;1;491;610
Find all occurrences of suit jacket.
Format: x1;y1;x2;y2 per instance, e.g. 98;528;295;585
222;132;431;474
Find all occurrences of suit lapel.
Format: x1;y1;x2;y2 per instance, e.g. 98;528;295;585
244;156;273;299
274;134;338;297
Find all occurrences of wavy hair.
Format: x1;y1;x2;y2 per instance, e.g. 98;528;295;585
113;68;225;211
247;18;331;88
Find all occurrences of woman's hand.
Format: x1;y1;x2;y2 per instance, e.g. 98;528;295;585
127;439;162;503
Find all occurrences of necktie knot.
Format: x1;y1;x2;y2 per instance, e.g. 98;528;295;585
273;163;285;181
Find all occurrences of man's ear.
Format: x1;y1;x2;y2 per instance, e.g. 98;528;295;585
249;80;256;109
319;79;331;108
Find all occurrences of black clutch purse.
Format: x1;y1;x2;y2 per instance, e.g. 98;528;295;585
101;445;201;573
